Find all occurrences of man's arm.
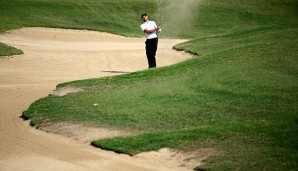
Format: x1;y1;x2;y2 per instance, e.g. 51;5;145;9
144;26;160;34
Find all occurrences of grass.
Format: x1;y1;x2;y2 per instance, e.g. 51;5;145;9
2;0;297;170
0;0;156;56
0;42;23;57
0;0;156;37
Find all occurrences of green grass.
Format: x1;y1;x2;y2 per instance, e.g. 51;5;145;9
0;0;156;36
1;0;298;55
2;0;297;170
0;0;156;56
0;42;23;57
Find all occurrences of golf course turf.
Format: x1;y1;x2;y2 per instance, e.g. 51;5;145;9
1;0;298;170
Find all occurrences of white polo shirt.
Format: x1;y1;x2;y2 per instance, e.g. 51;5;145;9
140;21;158;40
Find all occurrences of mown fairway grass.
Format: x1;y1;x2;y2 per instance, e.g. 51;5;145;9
2;0;297;170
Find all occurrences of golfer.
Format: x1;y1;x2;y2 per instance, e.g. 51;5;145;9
140;13;161;68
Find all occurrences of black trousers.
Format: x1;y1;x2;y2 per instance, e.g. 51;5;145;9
145;38;158;68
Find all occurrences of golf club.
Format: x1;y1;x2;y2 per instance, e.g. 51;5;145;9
158;0;162;32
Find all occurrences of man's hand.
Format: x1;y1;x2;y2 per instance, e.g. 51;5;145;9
156;26;161;32
155;26;160;31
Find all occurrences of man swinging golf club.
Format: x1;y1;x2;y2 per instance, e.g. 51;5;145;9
140;13;161;68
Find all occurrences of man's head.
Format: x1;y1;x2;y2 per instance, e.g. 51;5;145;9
141;13;148;22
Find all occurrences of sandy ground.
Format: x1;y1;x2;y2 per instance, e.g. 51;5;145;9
0;27;200;171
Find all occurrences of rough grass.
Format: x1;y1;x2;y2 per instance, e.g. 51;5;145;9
0;42;23;57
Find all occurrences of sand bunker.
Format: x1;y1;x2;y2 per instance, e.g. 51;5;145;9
0;27;201;171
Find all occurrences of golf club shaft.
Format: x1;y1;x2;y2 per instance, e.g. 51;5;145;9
159;0;161;26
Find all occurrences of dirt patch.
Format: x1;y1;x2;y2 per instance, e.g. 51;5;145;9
135;148;220;170
51;86;83;96
41;122;133;143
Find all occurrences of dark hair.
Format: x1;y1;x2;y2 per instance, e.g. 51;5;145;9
141;13;147;17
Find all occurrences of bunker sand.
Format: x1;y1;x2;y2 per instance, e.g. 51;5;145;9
0;27;195;171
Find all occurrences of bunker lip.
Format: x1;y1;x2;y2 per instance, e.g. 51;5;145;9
0;27;198;171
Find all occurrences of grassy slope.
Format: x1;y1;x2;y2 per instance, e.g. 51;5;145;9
0;0;156;36
3;0;297;170
1;0;297;53
0;0;155;56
